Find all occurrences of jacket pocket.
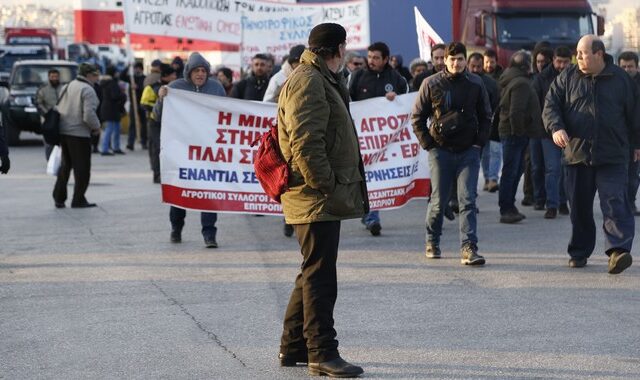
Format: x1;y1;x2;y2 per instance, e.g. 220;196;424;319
324;166;364;216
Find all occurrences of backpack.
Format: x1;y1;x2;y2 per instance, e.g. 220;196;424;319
251;121;289;203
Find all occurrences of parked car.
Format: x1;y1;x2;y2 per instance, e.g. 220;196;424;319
0;45;51;82
1;60;77;145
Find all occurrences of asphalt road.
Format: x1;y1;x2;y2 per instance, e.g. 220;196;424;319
1;138;639;379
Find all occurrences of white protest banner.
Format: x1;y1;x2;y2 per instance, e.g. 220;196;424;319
414;6;444;61
123;0;369;49
240;0;370;67
354;93;430;210
160;90;429;214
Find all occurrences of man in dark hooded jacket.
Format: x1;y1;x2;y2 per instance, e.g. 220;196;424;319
497;51;542;224
390;54;412;84
543;35;639;274
155;52;226;248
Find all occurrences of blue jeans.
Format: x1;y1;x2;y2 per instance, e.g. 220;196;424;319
101;120;121;152
499;136;528;214
481;141;502;181
529;138;563;208
169;206;217;240
565;164;634;259
426;146;480;246
363;211;380;227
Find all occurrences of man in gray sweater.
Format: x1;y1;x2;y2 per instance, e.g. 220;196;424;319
52;63;102;208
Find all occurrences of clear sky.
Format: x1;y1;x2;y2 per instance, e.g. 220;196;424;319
3;0;631;19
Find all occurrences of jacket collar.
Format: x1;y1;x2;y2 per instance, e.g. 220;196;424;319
577;61;615;79
300;50;340;85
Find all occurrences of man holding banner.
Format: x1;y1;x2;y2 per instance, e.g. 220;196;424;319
154;53;226;247
277;23;367;378
411;42;491;265
349;41;408;236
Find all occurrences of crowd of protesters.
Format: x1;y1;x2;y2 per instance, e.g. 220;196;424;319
12;31;637;275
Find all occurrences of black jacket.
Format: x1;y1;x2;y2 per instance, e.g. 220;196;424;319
498;67;542;139
543;62;640;166
532;64;562;139
99;77;126;122
349;65;408;101
411;68;441;92
230;75;269;101
411;69;492;152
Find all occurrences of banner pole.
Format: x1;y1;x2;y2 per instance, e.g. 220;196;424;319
121;0;142;145
239;12;245;78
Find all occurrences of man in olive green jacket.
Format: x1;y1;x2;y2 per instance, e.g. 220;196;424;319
276;23;368;378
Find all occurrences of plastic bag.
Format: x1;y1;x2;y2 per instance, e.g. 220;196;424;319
46;145;61;176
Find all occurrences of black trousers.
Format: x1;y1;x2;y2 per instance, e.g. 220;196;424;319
148;120;161;182
522;146;534;201
53;135;92;205
281;221;341;363
565;163;635;259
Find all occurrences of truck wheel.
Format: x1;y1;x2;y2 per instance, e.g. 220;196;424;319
4;115;20;146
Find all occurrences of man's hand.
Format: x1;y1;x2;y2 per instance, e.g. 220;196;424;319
634;149;640;162
0;155;10;174
385;91;397;101
552;130;570;148
158;86;168;99
91;128;101;137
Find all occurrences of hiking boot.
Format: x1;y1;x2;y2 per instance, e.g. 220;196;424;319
487;180;499;193
425;243;441;259
283;223;294;237
170;230;182;243
367;222;381;236
483;180;489;191
558;203;570;215
568;258;587;268
204;237;218;248
544;208;557;219
500;210;525;224
608;250;632;274
461;243;485;266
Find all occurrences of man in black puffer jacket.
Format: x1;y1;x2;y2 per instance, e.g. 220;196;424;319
543;35;640;274
412;42;491;266
349;41;408;236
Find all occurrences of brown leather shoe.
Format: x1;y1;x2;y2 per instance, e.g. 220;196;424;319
308;357;363;378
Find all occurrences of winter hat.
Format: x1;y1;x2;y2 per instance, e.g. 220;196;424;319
308;23;346;50
78;63;99;77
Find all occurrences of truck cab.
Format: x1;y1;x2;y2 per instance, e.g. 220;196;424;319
454;0;604;68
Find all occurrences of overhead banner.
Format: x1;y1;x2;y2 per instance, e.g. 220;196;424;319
123;0;369;49
414;6;444;62
240;0;369;67
160;89;429;215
